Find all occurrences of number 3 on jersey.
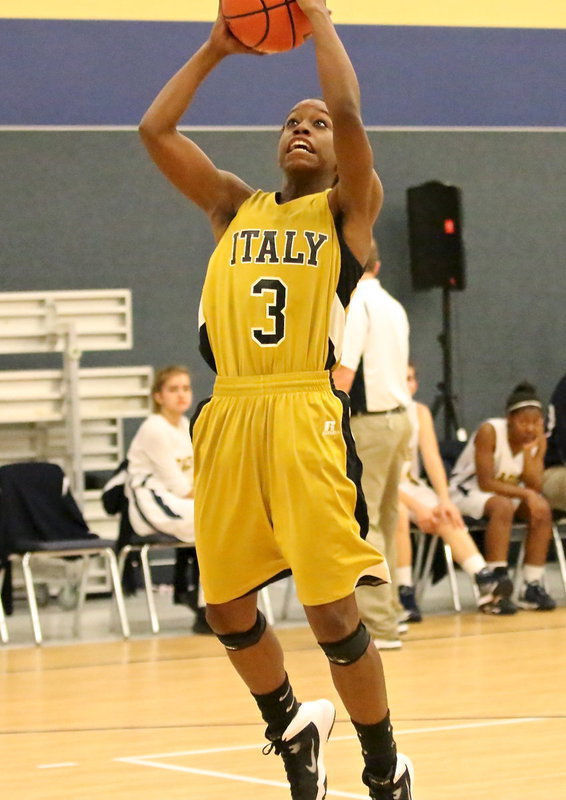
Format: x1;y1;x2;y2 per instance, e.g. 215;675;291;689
251;277;288;347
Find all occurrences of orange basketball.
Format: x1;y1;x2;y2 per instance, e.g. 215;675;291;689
221;0;312;54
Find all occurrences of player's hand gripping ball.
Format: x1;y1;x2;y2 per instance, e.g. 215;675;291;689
221;0;312;54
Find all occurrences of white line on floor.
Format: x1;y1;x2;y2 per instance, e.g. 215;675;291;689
334;716;545;741
117;758;367;799
37;762;78;769
116;716;545;762
115;717;548;797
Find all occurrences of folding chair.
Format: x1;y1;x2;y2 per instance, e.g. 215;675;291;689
0;563;8;643
412;438;466;611
511;519;566;599
117;514;198;634
415;517;566;612
114;497;275;634
0;462;129;645
552;515;566;591
413;531;462;612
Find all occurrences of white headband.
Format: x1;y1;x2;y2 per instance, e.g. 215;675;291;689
507;399;542;413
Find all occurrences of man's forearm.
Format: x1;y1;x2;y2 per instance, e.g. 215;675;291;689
333;365;356;393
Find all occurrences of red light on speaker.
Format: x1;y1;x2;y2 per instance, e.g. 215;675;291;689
444;219;455;234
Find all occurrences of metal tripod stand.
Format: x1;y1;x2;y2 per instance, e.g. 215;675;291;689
430;288;466;441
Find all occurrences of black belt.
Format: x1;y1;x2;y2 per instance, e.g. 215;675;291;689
353;406;406;416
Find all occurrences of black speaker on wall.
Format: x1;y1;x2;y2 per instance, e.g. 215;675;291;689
407;181;466;291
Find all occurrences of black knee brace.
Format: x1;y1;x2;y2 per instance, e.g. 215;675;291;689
216;610;267;651
318;620;371;665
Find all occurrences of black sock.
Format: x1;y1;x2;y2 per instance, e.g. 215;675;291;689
353;710;397;780
252;674;300;740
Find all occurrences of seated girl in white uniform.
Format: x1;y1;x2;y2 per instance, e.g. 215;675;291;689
396;364;515;622
127;365;210;632
449;381;556;612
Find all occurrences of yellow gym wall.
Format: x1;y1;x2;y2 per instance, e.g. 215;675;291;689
1;0;565;28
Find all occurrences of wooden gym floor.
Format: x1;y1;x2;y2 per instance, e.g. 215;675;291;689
2;601;566;799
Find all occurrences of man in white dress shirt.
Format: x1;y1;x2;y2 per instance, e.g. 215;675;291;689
334;241;411;648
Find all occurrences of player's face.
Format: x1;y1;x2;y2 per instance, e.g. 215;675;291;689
155;373;193;416
277;99;336;178
407;365;418;397
507;407;543;446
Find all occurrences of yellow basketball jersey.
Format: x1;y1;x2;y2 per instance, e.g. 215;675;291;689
198;189;361;376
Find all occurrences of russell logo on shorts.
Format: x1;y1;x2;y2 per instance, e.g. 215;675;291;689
322;420;338;436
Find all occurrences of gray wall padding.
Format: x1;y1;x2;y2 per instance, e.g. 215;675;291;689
1;130;564;434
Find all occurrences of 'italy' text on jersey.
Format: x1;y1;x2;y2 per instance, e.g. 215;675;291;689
229;229;329;267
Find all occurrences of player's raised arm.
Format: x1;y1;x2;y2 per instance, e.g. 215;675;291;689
296;0;382;261
139;9;255;236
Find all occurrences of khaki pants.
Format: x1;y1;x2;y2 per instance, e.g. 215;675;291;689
351;410;411;640
542;466;566;512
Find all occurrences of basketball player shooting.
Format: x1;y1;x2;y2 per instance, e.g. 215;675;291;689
139;1;414;798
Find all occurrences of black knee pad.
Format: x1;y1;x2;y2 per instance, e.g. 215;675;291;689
216;610;267;651
318;621;371;665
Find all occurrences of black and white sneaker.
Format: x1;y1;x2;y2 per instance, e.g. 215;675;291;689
475;567;517;615
518;580;556;611
263;699;336;799
363;753;414;799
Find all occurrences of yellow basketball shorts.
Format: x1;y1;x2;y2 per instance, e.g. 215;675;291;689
191;371;389;606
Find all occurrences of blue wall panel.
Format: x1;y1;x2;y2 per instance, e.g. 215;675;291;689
1;20;565;126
